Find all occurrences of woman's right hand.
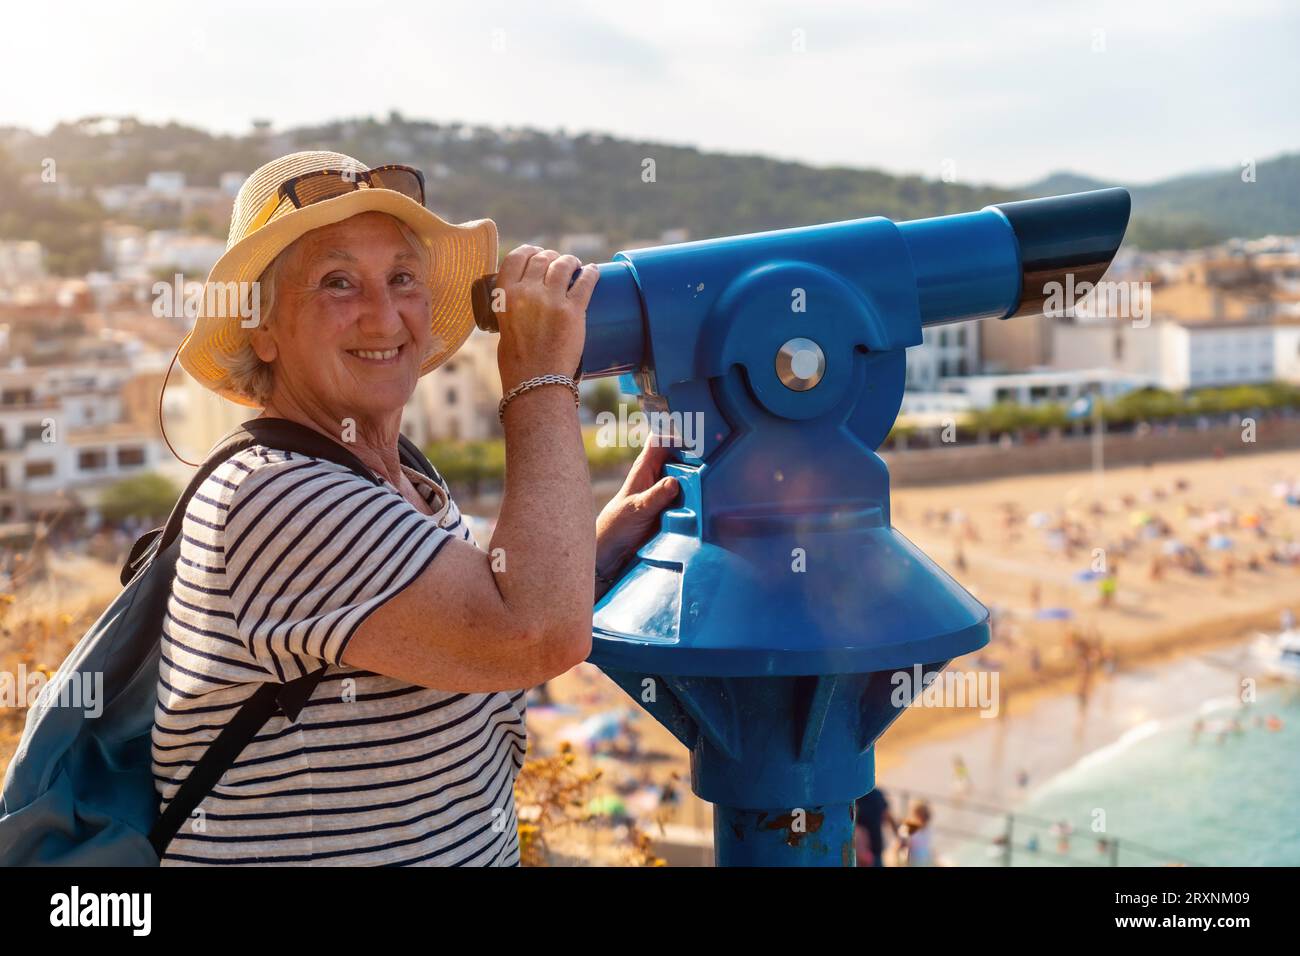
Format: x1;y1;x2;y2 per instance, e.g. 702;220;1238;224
493;244;598;392
347;255;602;694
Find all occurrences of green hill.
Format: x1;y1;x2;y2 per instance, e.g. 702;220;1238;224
1023;154;1300;248
1;115;1294;275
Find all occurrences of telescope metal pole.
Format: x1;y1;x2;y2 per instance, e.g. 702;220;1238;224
713;804;858;867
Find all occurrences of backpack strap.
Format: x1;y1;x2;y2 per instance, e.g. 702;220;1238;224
145;416;425;859
121;418;403;586
120;426;271;587
148;666;329;858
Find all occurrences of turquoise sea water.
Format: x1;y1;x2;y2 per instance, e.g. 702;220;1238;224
952;687;1300;866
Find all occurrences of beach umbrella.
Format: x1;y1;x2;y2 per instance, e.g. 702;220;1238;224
1207;534;1234;551
580;710;632;742
559;709;632;746
1035;607;1074;621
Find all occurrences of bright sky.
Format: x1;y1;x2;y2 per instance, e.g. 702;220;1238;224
2;0;1296;187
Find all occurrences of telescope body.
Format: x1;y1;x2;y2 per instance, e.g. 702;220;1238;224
474;189;1130;864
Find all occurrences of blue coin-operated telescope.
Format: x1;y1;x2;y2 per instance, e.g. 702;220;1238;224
473;188;1131;865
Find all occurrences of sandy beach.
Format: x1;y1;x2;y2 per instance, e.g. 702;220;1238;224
872;633;1285;861
880;445;1300;740
530;447;1300;858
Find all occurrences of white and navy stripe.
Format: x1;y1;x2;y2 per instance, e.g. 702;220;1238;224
151;444;526;866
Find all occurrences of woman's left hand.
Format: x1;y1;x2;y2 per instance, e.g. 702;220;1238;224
595;438;680;588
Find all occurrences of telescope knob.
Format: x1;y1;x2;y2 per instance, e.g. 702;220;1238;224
470;265;591;334
470;274;500;333
775;337;826;391
468;270;589;382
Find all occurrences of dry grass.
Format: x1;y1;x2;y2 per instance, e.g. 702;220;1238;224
514;740;665;866
0;557;663;865
0;591;108;780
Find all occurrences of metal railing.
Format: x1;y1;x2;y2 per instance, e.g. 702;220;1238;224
890;787;1200;867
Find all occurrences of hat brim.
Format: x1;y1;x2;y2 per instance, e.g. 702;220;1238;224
178;188;497;408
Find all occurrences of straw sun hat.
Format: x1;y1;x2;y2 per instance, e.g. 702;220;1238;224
177;150;498;408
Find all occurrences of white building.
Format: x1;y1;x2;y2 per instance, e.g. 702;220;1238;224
103;227;226;283
898;389;974;426
1168;320;1275;389
143;231;226;277
94;184;143;212
935;367;1149;409
1053;317;1276;391
906;322;980;391
404;329;503;444
1273;322;1300;383
102;224;147;276
145;171;186;195
94;181;232;233
0;363;166;523
558;233;608;260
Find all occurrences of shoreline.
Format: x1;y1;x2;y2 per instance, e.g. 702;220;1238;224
874;446;1300;813
877;601;1291;754
872;627;1288;862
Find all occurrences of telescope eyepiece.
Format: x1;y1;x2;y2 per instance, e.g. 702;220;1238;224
986;187;1131;319
470;275;499;333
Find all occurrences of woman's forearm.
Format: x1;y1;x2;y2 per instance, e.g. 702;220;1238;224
490;383;596;644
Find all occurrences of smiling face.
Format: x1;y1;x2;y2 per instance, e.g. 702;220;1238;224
250;210;433;426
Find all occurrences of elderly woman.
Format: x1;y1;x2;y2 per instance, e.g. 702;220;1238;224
160;151;678;865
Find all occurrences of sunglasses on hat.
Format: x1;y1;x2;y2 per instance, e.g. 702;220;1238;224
248;164;426;232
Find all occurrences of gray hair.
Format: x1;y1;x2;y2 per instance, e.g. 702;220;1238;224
211;215;433;407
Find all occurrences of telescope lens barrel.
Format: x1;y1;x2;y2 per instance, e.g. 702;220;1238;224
899;211;1023;327
899;187;1131;327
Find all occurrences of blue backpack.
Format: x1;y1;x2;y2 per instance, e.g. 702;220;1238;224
0;417;443;865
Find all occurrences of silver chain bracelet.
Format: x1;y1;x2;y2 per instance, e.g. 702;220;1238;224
498;373;581;424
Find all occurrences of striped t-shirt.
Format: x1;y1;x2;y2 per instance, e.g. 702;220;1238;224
151;443;527;866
